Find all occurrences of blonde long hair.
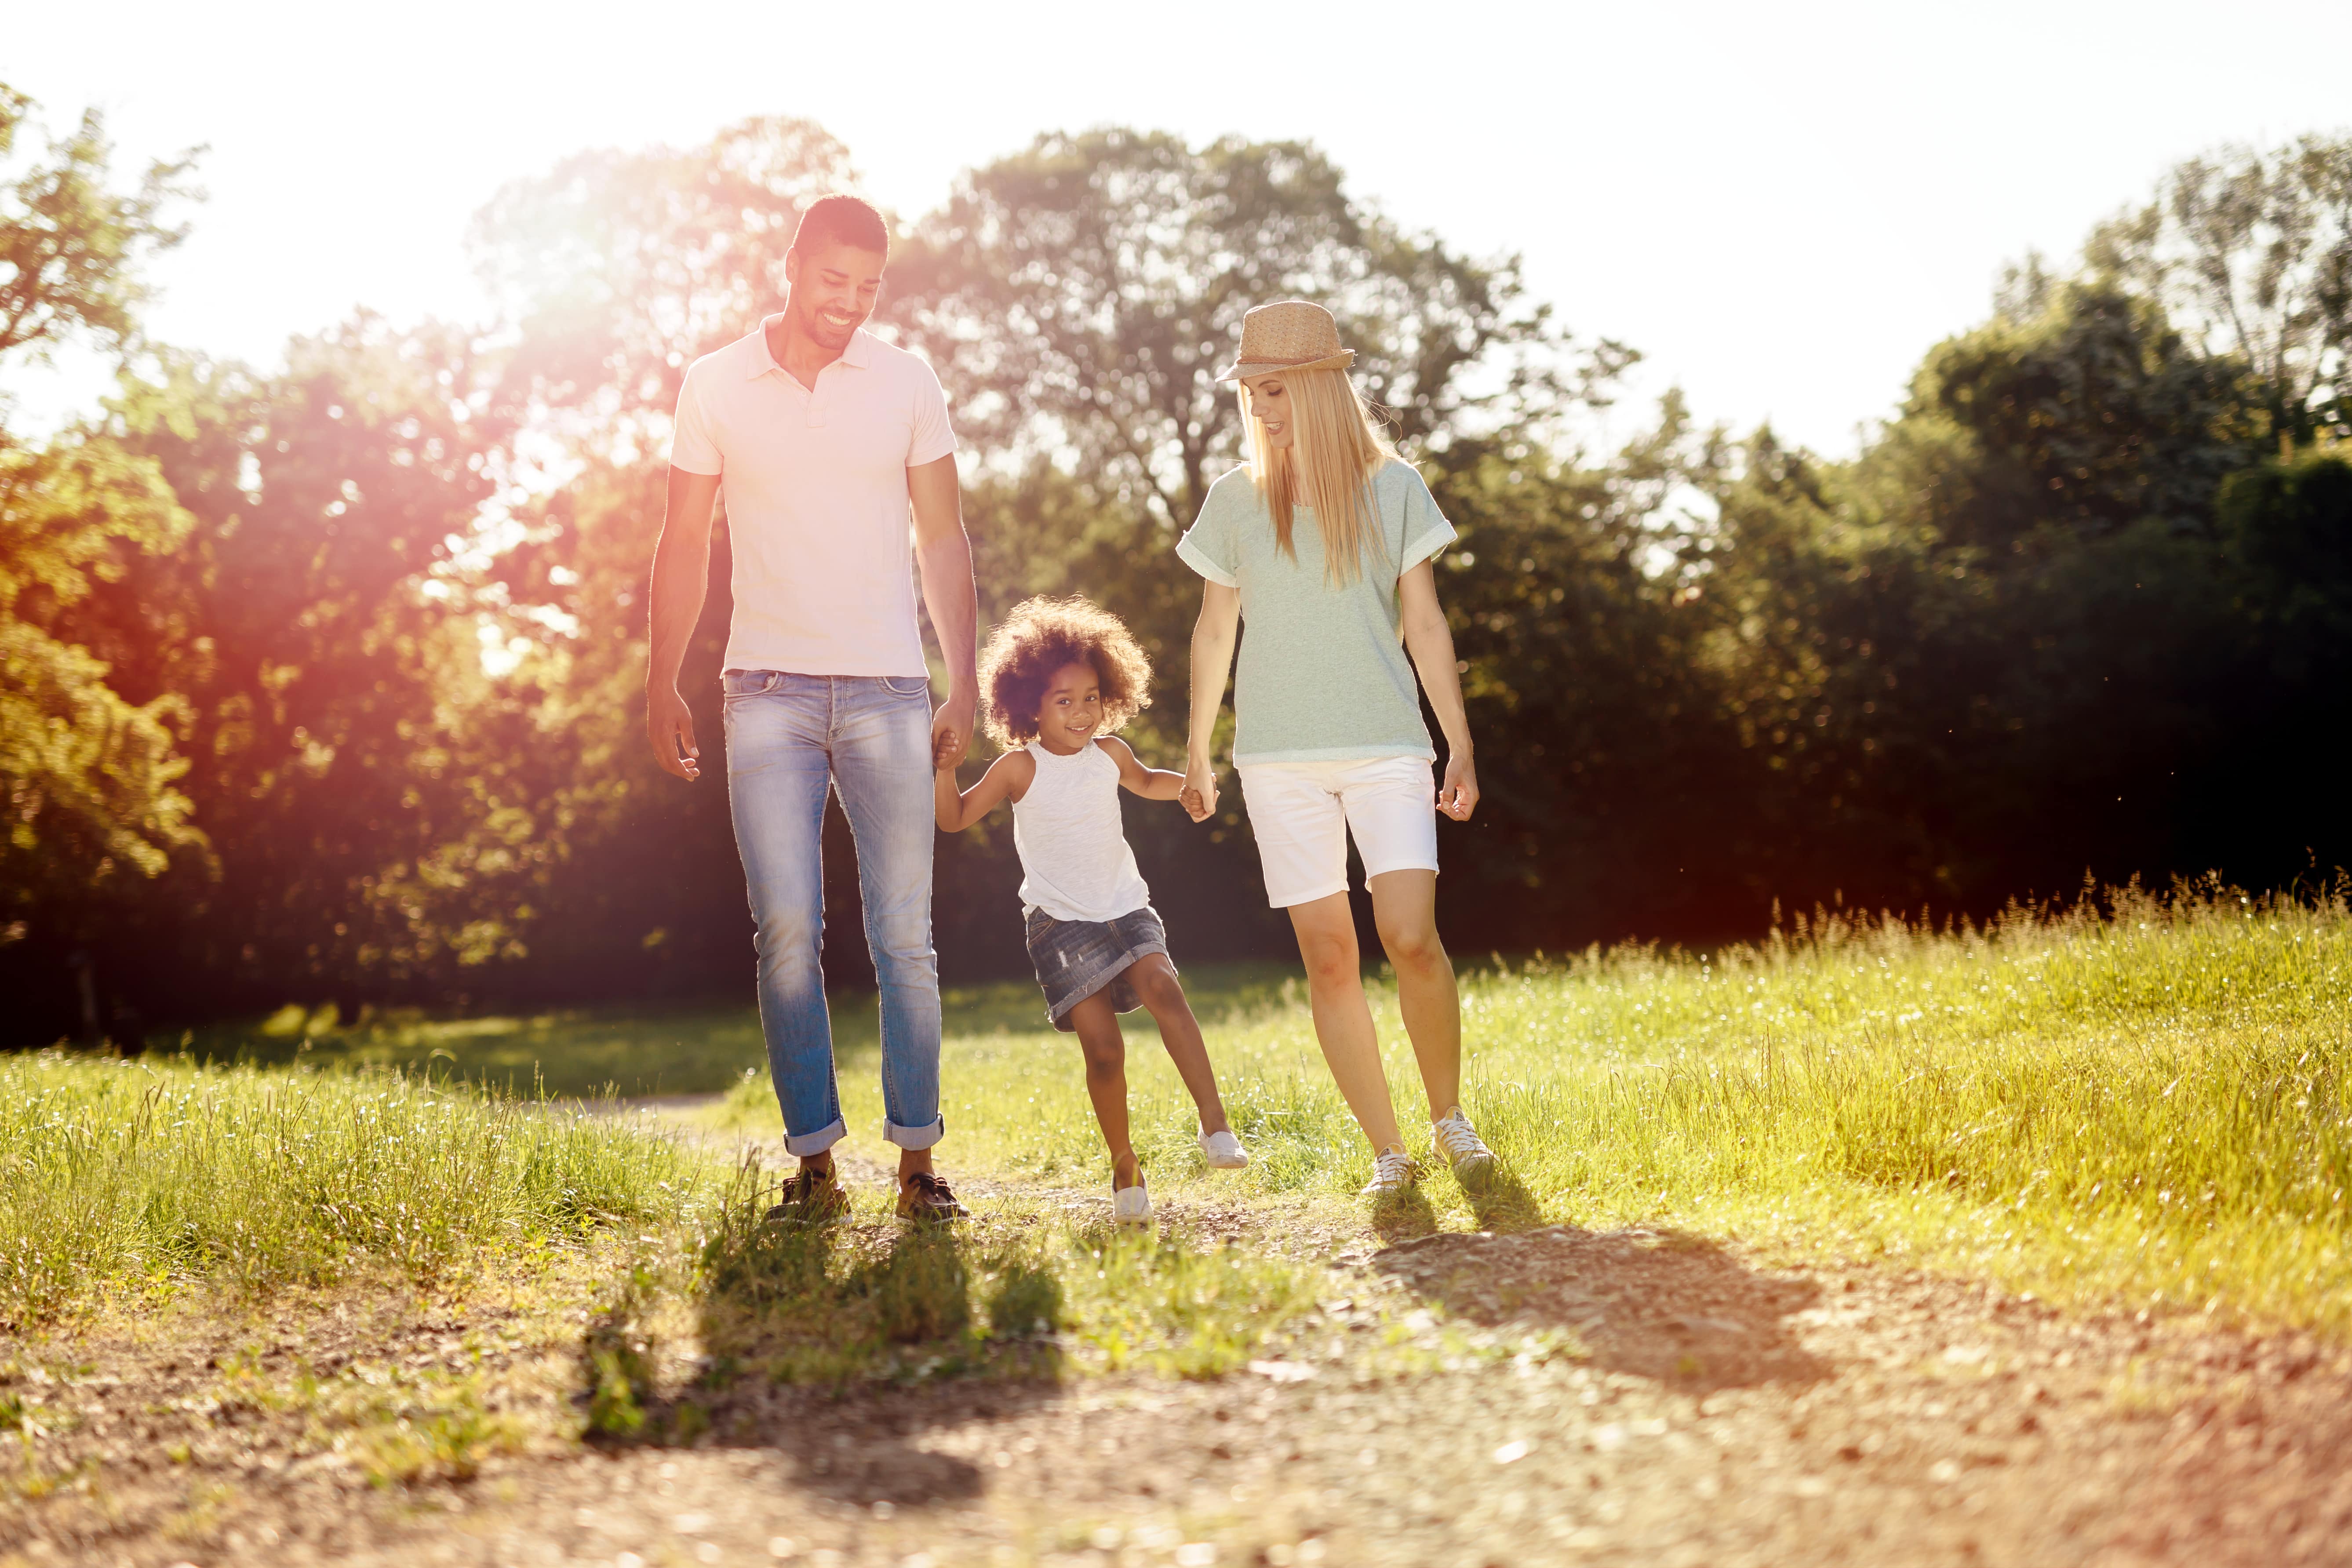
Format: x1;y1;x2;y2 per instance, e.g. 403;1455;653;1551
1240;367;1398;585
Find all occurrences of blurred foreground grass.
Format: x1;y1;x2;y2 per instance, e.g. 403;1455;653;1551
157;1002;774;1099
159;965;1303;1099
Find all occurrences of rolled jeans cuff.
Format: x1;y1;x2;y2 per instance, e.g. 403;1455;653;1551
782;1116;847;1158
885;1114;946;1152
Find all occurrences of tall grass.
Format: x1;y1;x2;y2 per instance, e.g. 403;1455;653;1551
0;1055;696;1324
749;884;2352;1334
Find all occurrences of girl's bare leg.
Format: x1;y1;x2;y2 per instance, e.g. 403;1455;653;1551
1124;952;1231;1135
1066;993;1141;1189
1285;891;1405;1152
1367;869;1463;1120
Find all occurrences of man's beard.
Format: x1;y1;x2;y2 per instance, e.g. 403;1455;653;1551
799;302;863;348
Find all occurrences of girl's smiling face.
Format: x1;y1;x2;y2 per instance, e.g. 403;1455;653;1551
1033;661;1104;752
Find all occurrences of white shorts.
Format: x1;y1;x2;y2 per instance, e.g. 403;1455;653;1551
1237;755;1440;909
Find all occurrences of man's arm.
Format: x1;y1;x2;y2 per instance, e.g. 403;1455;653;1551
1099;735;1184;801
1399;561;1478;821
645;466;723;782
909;452;978;770
1180;582;1242;822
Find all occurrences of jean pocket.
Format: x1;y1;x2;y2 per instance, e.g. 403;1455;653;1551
880;674;932;699
723;670;780;699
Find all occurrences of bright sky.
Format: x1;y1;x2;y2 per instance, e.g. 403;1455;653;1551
7;0;2343;455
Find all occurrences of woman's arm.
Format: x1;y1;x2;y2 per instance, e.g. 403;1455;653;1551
1180;582;1242;822
1399;562;1478;821
1098;735;1185;801
935;750;1036;832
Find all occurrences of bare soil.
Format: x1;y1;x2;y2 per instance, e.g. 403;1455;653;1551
9;1165;2352;1568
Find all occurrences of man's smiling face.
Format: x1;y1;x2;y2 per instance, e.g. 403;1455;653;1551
784;237;885;350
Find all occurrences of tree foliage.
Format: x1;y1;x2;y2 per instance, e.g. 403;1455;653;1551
0;85;201;931
2087;134;2352;439
471;116;856;444
884;128;1624;533
10;114;2352;1042
0;85;197;364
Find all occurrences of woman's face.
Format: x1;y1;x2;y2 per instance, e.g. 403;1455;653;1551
1241;374;1294;449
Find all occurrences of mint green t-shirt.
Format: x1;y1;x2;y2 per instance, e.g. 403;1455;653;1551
1176;458;1457;765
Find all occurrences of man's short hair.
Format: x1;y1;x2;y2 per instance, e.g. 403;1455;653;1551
792;194;889;258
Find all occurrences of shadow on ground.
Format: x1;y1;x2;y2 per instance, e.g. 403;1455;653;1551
1369;1165;1548;1244
1369;1224;1829;1393
573;1155;1074;1506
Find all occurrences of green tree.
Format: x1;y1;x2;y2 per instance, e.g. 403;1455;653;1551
0;85;201;928
884;129;1624;535
2088;135;2352;441
0;431;195;915
69;322;525;1009
0;84;197;364
470;116;857;439
1699;278;2265;913
1424;399;1757;943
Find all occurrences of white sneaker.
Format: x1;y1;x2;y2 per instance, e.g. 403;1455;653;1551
1113;1184;1152;1226
1198;1129;1249;1168
1432;1107;1500;1190
1361;1146;1419;1196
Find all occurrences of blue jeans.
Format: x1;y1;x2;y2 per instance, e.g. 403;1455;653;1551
721;670;943;1156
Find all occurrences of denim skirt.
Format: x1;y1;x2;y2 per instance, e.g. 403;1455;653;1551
1024;906;1172;1032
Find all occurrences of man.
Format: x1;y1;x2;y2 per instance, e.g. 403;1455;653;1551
644;193;977;1222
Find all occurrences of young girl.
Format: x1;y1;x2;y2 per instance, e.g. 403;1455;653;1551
936;596;1249;1223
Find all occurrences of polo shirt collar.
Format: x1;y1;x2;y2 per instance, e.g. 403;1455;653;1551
745;318;874;378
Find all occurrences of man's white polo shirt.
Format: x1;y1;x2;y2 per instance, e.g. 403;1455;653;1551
669;322;957;677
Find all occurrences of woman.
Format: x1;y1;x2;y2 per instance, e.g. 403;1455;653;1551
1176;299;1500;1199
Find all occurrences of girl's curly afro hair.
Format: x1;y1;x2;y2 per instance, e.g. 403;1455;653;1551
979;595;1154;747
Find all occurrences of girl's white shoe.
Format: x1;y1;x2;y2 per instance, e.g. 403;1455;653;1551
1198;1129;1249;1168
1113;1184;1152;1226
1361;1146;1420;1196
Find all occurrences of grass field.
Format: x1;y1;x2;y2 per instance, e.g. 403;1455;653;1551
0;1055;696;1324
708;883;2352;1336
12;884;2351;1342
160;1001;777;1099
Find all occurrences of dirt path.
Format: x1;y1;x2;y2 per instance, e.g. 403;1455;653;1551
9;1158;2352;1567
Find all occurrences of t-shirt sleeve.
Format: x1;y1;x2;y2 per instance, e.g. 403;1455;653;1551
668;367;722;476
1397;465;1457;571
1175;481;1241;588
907;360;958;467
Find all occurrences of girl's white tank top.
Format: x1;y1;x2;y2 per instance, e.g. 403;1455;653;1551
1011;739;1152;923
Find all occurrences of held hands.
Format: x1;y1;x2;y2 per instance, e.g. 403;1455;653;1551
646;684;701;782
1438;751;1479;821
931;689;976;771
1180;758;1219;823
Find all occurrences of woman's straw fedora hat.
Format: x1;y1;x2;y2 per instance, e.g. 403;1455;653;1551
1215;299;1356;383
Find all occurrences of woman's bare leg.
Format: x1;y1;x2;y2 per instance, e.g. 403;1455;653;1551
1066;993;1140;1189
1285;892;1405;1152
1368;869;1463;1120
1124;953;1231;1135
